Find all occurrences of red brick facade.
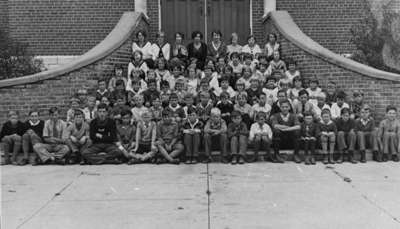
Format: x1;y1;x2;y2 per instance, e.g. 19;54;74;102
1;0;376;56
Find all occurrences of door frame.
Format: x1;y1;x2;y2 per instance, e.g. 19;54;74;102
158;0;253;42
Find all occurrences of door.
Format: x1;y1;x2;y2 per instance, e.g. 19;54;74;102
161;0;250;44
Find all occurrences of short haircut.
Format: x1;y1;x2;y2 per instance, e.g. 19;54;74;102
97;103;108;111
337;91;347;99
277;89;287;97
175;32;184;40
184;93;194;100
187;107;197;115
28;109;39;116
256;112;267;120
121;109;132;117
162;109;171;117
147;79;157;85
200;91;210;98
321;108;331;116
230;52;240;60
220;76;230;83
160;80;170;88
293;76;302;83
115;79;125;87
280;99;291;107
169;93;178;100
309;78;319;84
114;64;123;71
192;31;203;39
231;110;242;118
237;92;247;100
211;30;222;37
49;107;58;115
341;108;351;115
267;33;277;42
386;105;397;113
247;34;256;42
136;30;147;39
8;110;18;117
74;109;84;117
210;108;221;116
220;91;230;99
298;89;309;97
303;112;313;118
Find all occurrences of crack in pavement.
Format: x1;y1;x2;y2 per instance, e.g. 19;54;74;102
15;172;83;229
327;166;400;225
206;162;211;229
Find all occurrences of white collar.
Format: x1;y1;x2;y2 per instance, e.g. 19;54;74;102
29;120;40;126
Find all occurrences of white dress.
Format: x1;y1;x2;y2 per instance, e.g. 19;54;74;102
132;41;154;60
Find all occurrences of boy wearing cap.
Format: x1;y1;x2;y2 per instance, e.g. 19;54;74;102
0;111;25;165
227;111;249;164
182;108;204;164
355;106;378;163
204;108;228;163
156;110;183;164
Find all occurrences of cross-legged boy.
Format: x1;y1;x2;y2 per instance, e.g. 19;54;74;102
182;108;204;164
130;112;158;164
33;107;70;165
82;103;124;165
155;110;183;164
355;106;378;163
0;111;25;165
116;109;136;162
377;105;400;162
204;108;228;163
300;112;319;165
270;99;301;163
319;109;337;164
66;109;90;164
249;112;272;162
21;110;44;165
227;111;249;164
335;108;357;163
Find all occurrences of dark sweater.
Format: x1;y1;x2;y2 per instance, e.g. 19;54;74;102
300;122;320;138
89;118;117;144
0;121;25;139
335;118;356;132
24;120;45;138
227;122;248;138
187;42;208;69
319;121;337;133
246;88;262;105
354;118;375;132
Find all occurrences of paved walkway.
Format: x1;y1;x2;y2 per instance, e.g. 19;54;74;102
1;162;400;229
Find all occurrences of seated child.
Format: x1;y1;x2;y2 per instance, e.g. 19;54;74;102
0;111;25;165
111;95;130;122
377;105;400;162
82;95;97;121
128;50;149;78
155;110;184;164
186;67;200;97
293;89;314;122
165;93;186;124
196;91;214;123
335;108;356;163
284;59;300;85
216;92;234;124
300;112;319;165
149;97;163;122
67;97;81;125
313;92;331;121
306;78;322;107
33;107;70;165
238;65;253;90
246;78;262;105
319;109;337;164
116;109;136;161
350;91;365;119
66;109;90;164
130;112;157;164
270;99;301;163
250;92;272;121
288;76;304;102
126;70;147;94
201;65;220;92
262;75;279;106
249;112;272;162
77;88;88;108
330;91;349;120
204;108;228;163
269;51;287;74
228;52;244;76
233;92;252;128
95;79;111;105
142;79;160;107
183;93;197;118
355;106;378;163
22;110;44;165
131;94;149;124
155;58;172;84
110;79;127;105
254;62;271;85
227;111;249;164
270;89;293;115
160;80;171;107
174;79;187;104
325;81;338;106
214;76;236;99
182;108;204;164
108;64;127;92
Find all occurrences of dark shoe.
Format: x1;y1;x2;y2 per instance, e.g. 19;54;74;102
231;155;237;165
336;153;343;164
192;158;198;164
264;152;273;162
328;154;335;164
360;151;366;163
382;154;388;162
275;153;284;163
238;156;245;164
304;156;310;165
202;157;212;164
293;153;302;163
349;151;357;164
323;155;329;164
55;158;66;165
392;154;399;162
220;156;230;164
18;158;28;166
375;151;383;162
11;160;18;165
310;156;316;165
170;158;180;164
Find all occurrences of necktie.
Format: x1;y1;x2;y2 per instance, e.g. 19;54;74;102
53;120;58;138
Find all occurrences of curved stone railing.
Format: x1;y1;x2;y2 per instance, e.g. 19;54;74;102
0;12;148;88
264;11;400;81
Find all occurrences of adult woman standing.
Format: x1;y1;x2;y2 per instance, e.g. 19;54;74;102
170;32;188;65
226;32;242;58
187;31;208;70
132;30;154;69
264;33;280;61
207;30;227;60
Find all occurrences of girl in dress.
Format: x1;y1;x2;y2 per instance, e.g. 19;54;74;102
264;33;280;61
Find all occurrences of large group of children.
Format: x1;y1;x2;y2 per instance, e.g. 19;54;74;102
2;30;400;166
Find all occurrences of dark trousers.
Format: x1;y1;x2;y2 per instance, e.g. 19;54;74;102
302;138;316;155
204;133;228;157
273;130;300;154
22;131;42;160
82;143;123;165
184;133;200;158
253;136;271;154
1;135;22;162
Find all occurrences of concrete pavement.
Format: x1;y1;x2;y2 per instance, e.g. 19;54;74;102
1;162;400;229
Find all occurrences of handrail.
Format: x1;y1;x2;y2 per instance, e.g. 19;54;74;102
263;11;400;81
0;12;148;88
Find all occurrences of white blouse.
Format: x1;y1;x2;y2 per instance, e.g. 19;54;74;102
132;41;154;60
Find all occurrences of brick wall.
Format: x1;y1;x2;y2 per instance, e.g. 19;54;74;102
7;0;135;55
265;19;400;122
0;19;147;124
252;0;264;43
277;0;367;54
0;0;8;34
147;0;159;40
